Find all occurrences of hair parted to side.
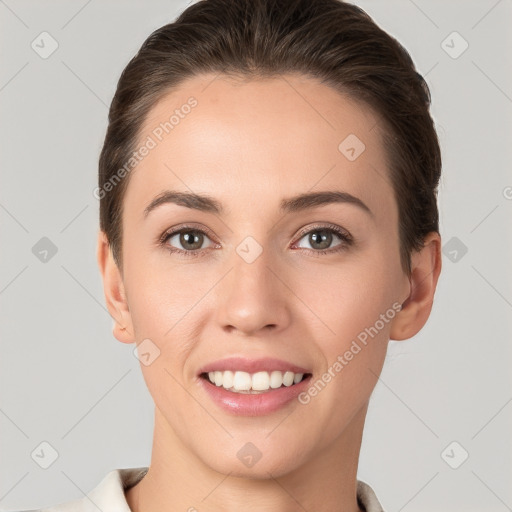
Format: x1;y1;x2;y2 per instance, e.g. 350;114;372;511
98;0;441;276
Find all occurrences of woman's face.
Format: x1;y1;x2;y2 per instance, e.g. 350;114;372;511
116;73;411;476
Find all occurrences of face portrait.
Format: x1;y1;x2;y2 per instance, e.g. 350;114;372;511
12;1;511;511
97;71;440;504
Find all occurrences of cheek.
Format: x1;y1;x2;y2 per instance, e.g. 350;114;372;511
294;260;396;426
295;253;398;339
293;248;401;410
126;238;401;353
124;250;203;337
124;258;216;387
126;269;200;408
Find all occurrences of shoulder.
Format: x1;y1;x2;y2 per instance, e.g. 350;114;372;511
21;467;149;512
357;479;386;512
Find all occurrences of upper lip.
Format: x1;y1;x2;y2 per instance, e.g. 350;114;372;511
198;357;310;375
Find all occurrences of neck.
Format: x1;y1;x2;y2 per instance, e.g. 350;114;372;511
126;404;368;512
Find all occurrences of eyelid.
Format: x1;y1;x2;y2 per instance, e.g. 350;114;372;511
158;223;219;245
291;222;353;247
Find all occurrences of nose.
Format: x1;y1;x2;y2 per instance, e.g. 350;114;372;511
214;243;292;337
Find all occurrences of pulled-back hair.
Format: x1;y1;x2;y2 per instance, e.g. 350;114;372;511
98;0;441;276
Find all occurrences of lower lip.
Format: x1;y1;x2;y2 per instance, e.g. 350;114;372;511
198;375;312;416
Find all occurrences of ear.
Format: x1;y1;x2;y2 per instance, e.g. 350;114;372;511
390;231;442;341
96;230;135;344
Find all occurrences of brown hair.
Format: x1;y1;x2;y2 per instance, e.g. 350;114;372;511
98;0;441;276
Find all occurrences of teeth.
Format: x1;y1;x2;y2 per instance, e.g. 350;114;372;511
252;371;270;391
233;371;252;391
270;370;283;389
283;371;294;387
205;370;305;393
223;370;234;388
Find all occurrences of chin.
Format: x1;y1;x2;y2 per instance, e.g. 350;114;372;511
208;456;302;480
195;436;310;480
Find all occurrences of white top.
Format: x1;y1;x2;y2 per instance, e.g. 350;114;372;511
25;467;385;512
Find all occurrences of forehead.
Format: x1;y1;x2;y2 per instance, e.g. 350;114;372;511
125;72;395;220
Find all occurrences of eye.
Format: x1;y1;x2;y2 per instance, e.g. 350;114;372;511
159;223;353;258
159;225;218;258
292;224;353;255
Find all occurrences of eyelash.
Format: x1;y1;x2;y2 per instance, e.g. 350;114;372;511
158;223;353;259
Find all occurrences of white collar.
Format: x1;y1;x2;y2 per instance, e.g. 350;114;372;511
43;467;385;512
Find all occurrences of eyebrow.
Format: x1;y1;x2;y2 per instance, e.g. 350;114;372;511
143;190;373;218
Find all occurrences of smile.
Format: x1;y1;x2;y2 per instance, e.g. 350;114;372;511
202;370;309;393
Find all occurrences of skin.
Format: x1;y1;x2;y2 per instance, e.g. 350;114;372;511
97;72;442;512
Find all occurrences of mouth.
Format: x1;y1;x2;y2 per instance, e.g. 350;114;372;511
200;370;312;394
197;357;313;415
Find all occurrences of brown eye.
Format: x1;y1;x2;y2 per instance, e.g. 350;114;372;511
178;230;204;250
307;229;334;250
166;229;213;251
293;225;353;254
161;226;217;257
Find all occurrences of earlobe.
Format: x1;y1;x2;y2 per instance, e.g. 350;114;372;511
390;231;442;341
96;230;135;344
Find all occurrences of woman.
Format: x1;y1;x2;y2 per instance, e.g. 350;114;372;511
34;0;442;510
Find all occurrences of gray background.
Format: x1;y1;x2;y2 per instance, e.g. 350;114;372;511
1;0;511;510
